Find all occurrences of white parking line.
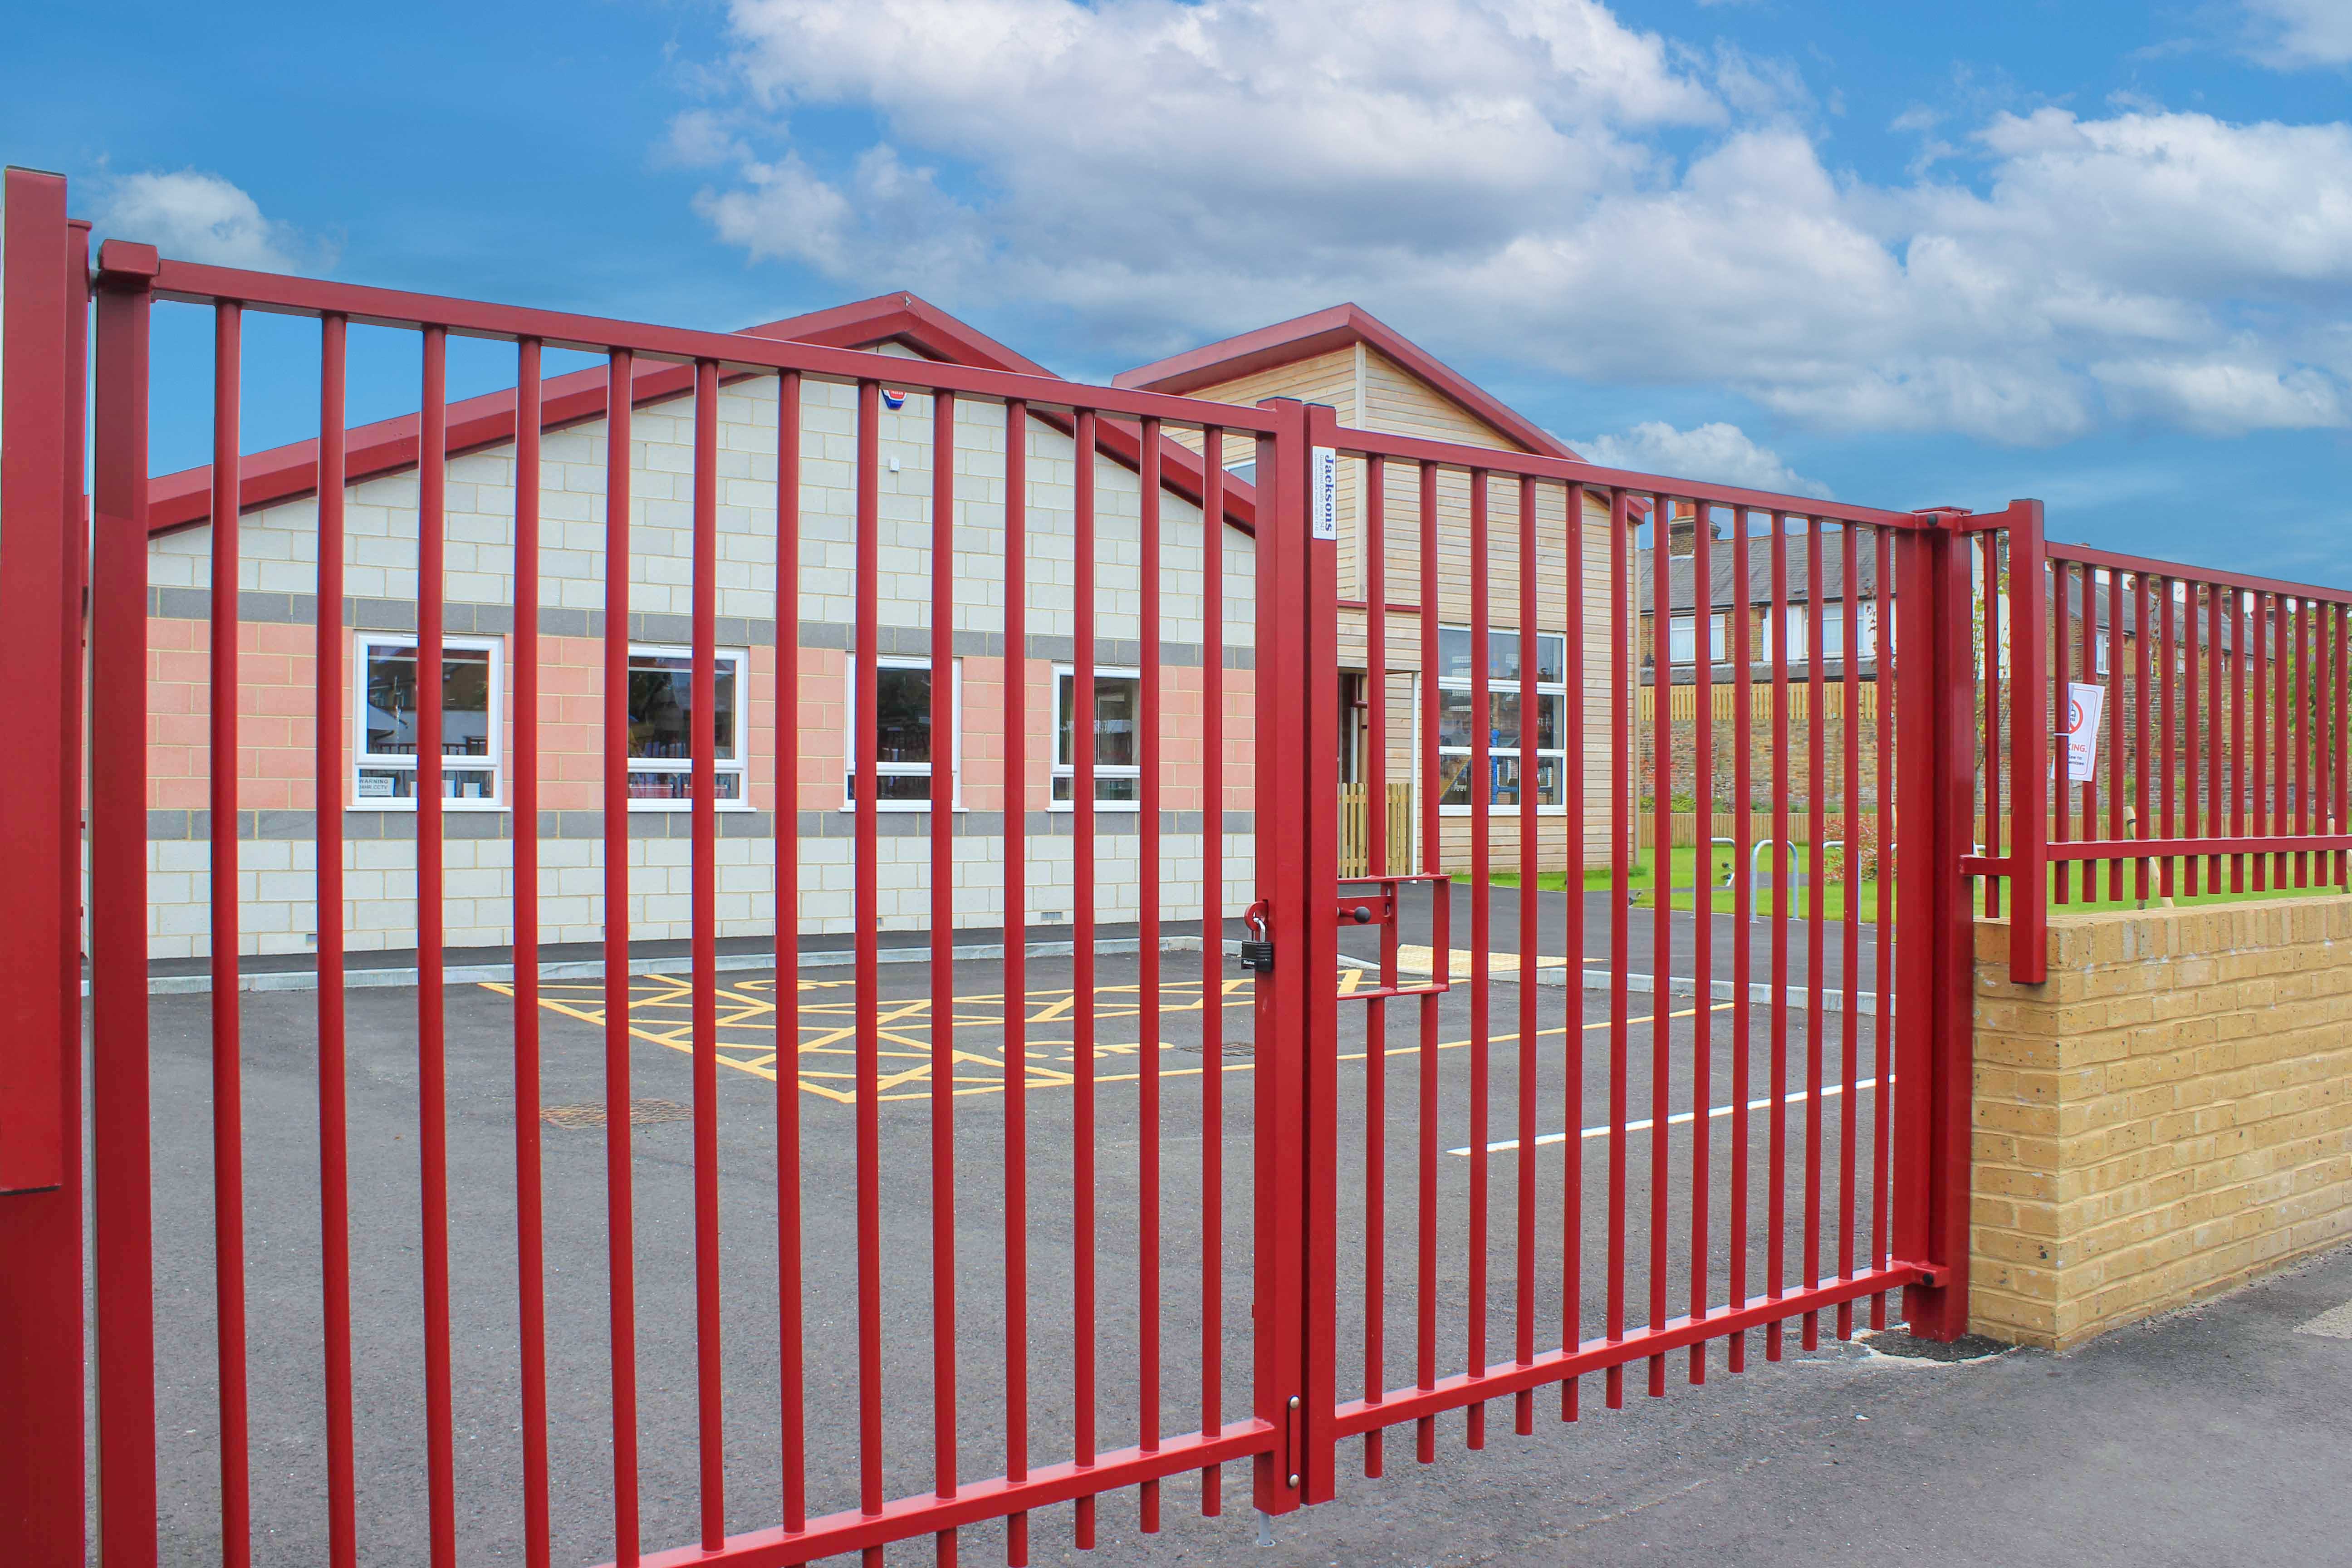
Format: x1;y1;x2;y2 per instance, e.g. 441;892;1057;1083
1448;1076;1885;1156
2295;1299;2352;1338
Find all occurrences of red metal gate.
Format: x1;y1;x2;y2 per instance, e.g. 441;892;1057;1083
1;167;1986;1567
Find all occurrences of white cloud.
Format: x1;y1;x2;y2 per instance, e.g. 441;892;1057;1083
2242;0;2352;68
678;0;2352;447
1574;421;1833;498
93;170;309;272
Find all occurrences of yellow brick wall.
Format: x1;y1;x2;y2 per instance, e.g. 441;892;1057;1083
1970;899;2352;1350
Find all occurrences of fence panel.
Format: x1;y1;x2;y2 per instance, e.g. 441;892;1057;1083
76;236;1303;1568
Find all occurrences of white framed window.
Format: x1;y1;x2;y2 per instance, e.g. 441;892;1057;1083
354;635;503;808
842;657;963;810
625;645;749;809
1433;625;1568;814
1758;605;1806;663
1668;612;1727;666
1052;666;1142;808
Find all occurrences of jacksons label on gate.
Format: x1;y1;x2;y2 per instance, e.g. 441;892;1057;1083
1310;446;1339;541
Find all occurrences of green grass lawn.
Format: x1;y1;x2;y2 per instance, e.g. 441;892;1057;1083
1470;848;2352;922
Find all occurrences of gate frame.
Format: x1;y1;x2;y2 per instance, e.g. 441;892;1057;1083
0;165;90;1568
1;186;2007;1563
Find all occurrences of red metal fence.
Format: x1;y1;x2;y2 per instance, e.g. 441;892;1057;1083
1;166;2002;1568
1965;509;2352;985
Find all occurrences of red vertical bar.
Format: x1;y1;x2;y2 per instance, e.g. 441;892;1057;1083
1606;487;1631;1408
416;324;458;1568
1891;524;1978;1341
1197;430;1226;1514
2303;599;2319;890
2335;603;2347;887
689;359;725;1550
931;387;962;1564
1362;453;1390;1471
2231;588;2245;893
2254;591;2270;892
510;337;550;1568
1801;517;1825;1351
2106;566;2124;901
2184;578;2202;897
1870;524;1895;1327
2052;561;2071;906
2136;571;2153;899
0;164;83;1568
1001;398;1032;1565
92;245;159;1568
1293;402;1343;1510
1561;484;1588;1414
2005;508;2047;992
852;379;886;1567
1766;512;1790;1360
2277;594;2295;888
316;314;358;1568
2160;576;2176;901
600;347;641;1566
774;371;809;1541
1136;416;1164;1528
1247;397;1320;1515
776;371;813;1542
1836;524;1860;1342
1645;493;1671;1396
1982;533;2001;918
1071;408;1100;1549
2288;597;2303;887
1514;473;1541;1429
1466;467;1492;1445
1727;510;1752;1372
1688;504;1714;1382
1415;459;1442;1458
211;299;254;1568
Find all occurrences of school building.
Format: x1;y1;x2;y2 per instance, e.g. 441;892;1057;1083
139;294;1628;960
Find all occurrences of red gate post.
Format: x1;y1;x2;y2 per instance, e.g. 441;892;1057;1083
92;236;163;1568
0;164;89;1568
1249;397;1338;1518
2002;502;2049;985
1891;512;1979;1340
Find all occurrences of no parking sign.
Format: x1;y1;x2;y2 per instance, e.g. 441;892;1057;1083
2055;680;2105;786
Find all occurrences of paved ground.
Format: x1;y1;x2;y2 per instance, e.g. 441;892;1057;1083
133;943;2345;1565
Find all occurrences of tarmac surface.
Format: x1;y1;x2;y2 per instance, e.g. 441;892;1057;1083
133;934;2347;1566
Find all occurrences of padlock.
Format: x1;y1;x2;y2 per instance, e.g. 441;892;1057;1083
1238;904;1274;973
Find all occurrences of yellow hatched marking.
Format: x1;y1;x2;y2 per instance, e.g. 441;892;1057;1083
480;969;1730;1107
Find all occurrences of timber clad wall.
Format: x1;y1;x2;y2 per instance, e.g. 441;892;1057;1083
144;359;1260;959
1181;350;1634;872
1970;902;2352;1350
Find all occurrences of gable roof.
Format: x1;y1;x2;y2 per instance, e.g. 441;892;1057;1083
1112;303;1580;462
148;291;1257;538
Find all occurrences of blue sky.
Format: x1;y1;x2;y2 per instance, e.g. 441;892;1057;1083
7;0;2350;578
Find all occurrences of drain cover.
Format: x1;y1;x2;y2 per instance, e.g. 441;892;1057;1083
541;1099;692;1129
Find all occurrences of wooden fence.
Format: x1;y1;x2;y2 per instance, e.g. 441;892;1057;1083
1339;782;1416;877
1636;683;1881;725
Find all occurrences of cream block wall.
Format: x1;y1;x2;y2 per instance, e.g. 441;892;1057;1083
142;360;1264;960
